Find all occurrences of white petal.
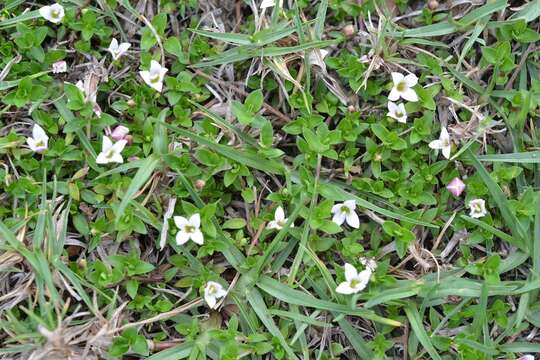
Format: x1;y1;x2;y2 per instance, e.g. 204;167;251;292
387;101;398;113
112;139;127;154
343;200;356;210
160;67;169;78
442;145;451;159
401;88;418;102
205;293;217;309
332;212;346;226
149;80;163;92
27;137;37;151
331;203;343;214
429;140;442;150
139;70;151;85
174;216;188;229
336;282;355;295
109;152;123;163
391;72;405;85
102;136;113;152
96;152;108;164
274;206;285;221
346;211;360;229
404;73;418;87
108;38;119;52
119;43;131;53
357;269;372;285
39;6;51;20
191;230;204;245
189;213;201;228
215;287;228;298
150;60;162;74
388;88;400;101
176;231;190;245
32;124;48;141
266;220;280;229
344;263;358;282
440;127;450;142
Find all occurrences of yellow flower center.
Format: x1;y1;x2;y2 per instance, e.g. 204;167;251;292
51;9;59;18
350;279;360;288
395;111;403;117
150;73;161;83
340;206;350;214
208;284;216;295
396;81;407;92
35;140;44;147
106;149;115;159
185;225;195;233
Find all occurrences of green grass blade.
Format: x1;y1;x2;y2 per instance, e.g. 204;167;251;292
258;276;402;326
404;305;442;360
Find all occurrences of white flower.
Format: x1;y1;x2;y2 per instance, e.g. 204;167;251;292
39;3;64;23
26;124;49;153
389;72;418;102
387;101;407;123
139;60;168;92
260;0;275;8
267;206;293;230
74;79;101;117
336;263;371;295
360;257;377;272
96;136;127;164
174;213;204;245
204;281;227;309
518;356;534;360
429;127;451;159
331;200;359;228
52;60;67;74
468;198;487;218
108;38;131;61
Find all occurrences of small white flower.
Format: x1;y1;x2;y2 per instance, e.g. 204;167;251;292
139;60;168;92
468;198;487;218
96;136;127;164
518;356;534;360
74;79;101;117
331;200;360;228
26;124;49;153
267;206;293;230
335;263;371;295
360;257;377;272
52;60;67;74
39;3;65;24
389;72;418;102
174;213;204;245
387;101;407;123
204;281;227;309
108;38;131;61
429;127;451;159
260;0;275;8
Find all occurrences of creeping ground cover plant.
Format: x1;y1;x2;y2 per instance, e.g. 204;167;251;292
1;0;540;359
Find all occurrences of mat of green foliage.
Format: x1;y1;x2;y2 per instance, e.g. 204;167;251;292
1;0;540;359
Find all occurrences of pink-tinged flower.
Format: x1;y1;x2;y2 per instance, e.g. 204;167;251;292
446;177;465;197
111;125;129;141
52;60;67;74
